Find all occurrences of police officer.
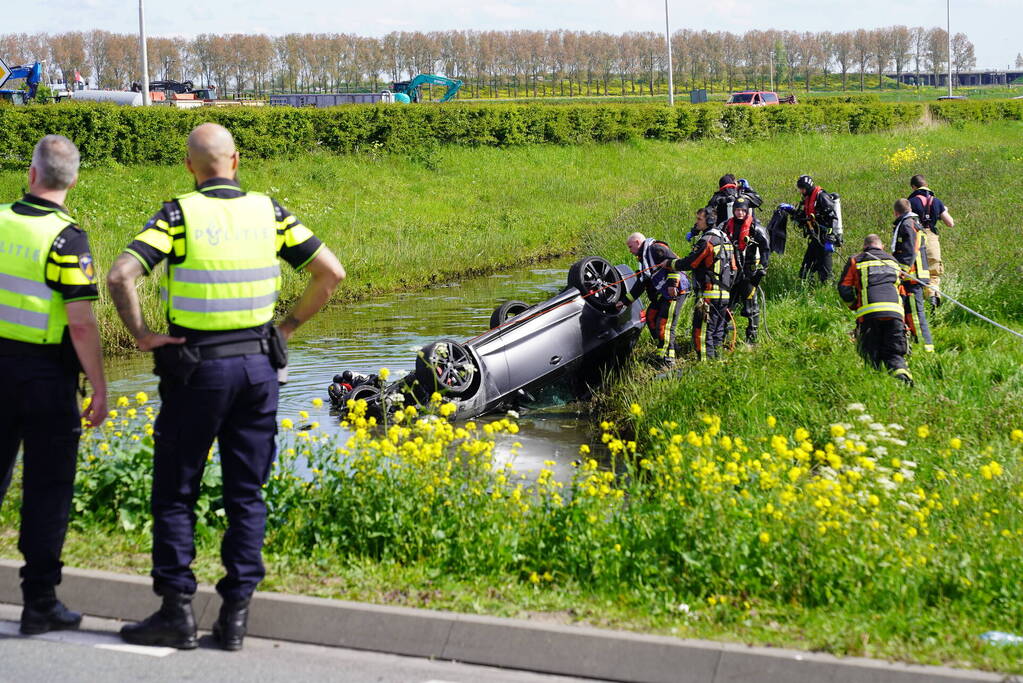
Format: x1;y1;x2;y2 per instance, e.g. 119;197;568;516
891;198;933;353
723;197;770;344
837;234;913;385
792;175;840;283
624;231;689;367
108;123;345;651
665;208;737;360
908;174;954;307
0;135;107;634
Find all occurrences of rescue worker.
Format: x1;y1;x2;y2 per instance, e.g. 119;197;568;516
837;234;913;386
624;232;688;366
704;174;762;230
791;175;840;283
664;208;737;360
891;198;933;352
0;135;107;635
107;123;345;651
908;174;954;307
723;197;770;344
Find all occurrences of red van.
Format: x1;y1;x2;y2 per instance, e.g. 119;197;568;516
726;91;781;106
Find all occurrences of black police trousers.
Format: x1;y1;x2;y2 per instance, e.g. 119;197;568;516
151;353;278;602
0;353;80;602
856;317;910;376
799;240;832;283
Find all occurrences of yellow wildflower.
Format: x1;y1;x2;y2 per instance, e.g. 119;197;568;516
758;532;770;544
135;391;148;404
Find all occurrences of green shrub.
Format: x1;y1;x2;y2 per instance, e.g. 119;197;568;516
929;99;1023;125
0;101;926;169
802;94;882;106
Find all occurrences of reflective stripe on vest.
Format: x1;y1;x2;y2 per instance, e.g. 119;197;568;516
639;238;669;295
0;203;69;344
165;191;280;331
855;259;903;318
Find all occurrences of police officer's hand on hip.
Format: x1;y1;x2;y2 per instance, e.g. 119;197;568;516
107;123;345;651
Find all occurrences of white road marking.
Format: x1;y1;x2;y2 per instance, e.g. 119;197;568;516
95;643;176;657
0;620;176;657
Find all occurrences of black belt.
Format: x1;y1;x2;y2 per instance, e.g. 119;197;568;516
194;339;269;360
0;337;61;358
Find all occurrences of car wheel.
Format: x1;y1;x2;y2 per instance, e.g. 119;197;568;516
568;256;623;312
490;300;530;329
415;339;480;398
346;383;380;404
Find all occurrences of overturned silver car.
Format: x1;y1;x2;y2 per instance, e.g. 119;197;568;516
327;256;645;420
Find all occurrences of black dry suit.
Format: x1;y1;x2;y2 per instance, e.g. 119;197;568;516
891;212;933;352
627;238;689;364
837;247;912;385
705;183;763;230
725;214;771;343
794;186;839;283
670;228;736;360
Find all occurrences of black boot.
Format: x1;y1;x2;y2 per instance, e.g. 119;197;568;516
212;599;250;651
20;595;82;635
120;591;198;649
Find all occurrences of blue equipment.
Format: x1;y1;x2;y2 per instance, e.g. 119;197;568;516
391;74;463;103
0;61;43;105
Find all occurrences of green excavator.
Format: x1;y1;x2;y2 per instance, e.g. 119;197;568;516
391;74;463;103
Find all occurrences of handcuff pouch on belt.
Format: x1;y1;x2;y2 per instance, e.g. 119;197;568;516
153;344;202;385
267;325;288;369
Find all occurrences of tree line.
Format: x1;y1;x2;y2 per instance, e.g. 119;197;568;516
0;27;979;99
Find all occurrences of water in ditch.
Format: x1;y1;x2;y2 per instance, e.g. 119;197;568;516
105;256;613;481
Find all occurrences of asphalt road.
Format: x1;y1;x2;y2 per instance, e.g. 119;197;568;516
0;604;598;683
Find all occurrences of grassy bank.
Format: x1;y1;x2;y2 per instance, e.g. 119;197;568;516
3;121;1023;672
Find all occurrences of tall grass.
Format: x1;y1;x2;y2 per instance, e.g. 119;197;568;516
2;121;1016;350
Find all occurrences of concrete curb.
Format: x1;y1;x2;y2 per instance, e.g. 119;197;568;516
0;560;1008;682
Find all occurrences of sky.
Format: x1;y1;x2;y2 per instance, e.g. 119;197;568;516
8;0;1022;70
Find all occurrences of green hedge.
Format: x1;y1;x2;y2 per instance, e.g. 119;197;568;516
928;99;1023;125
801;94;882;106
0;101;923;168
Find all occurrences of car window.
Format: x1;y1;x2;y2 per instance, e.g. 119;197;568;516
727;93;754;103
764;93;779;103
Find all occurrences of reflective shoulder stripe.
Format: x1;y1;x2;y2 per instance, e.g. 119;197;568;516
0;302;49;330
172;291;278;313
173;264;281;284
0;272;53;300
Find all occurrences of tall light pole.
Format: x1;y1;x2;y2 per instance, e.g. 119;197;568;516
664;0;674;105
138;0;150;105
946;0;953;96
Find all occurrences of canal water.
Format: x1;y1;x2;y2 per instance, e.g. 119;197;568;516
105;257;607;480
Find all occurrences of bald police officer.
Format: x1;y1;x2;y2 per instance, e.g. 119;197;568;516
108;123;345;651
0;135;107;634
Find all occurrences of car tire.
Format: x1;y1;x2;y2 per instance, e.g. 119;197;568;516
415;339;480;398
567;256;624;312
346;383;380;404
489;300;530;329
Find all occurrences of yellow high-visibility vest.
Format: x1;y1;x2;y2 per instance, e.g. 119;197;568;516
0;203;70;344
163;189;280;330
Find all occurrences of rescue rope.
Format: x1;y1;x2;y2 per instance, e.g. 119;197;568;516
901;274;1023;342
